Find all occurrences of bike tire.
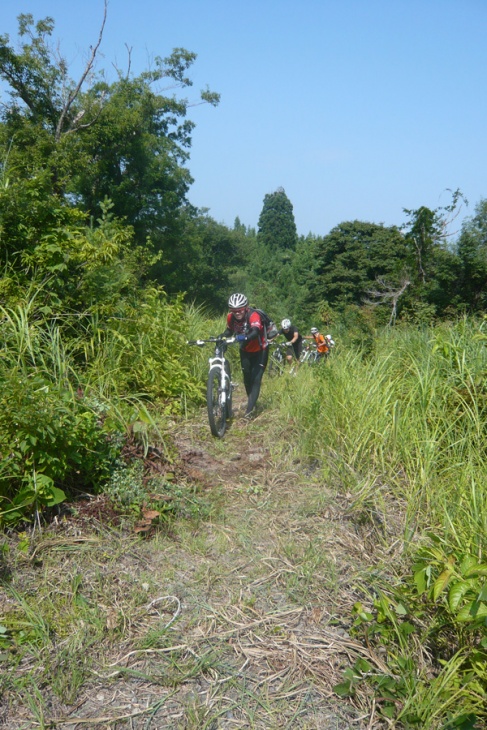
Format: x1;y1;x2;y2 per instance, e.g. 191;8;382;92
225;360;233;419
207;366;227;438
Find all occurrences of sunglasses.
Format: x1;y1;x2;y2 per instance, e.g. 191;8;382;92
231;308;246;315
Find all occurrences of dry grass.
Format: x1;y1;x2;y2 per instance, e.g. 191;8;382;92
0;390;407;729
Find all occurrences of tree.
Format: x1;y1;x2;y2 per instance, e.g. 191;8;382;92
0;11;220;267
311;220;408;311
401;190;466;318
151;211;245;309
456;198;487;312
257;187;297;253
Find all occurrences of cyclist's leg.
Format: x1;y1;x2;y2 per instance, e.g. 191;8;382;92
245;348;268;415
239;350;252;396
293;341;302;367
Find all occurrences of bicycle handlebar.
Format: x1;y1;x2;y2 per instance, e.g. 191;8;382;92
186;337;237;346
268;340;289;348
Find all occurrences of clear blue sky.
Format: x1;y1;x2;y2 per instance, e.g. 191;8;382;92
1;0;486;237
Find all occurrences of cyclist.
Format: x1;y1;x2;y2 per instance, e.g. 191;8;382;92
219;293;269;417
307;327;334;360
270;318;303;366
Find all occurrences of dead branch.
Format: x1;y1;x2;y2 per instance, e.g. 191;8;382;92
55;0;108;141
365;278;410;326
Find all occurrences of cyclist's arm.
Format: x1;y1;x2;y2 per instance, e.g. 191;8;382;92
246;326;260;341
245;312;264;342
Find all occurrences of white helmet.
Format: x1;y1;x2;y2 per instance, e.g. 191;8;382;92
228;293;248;309
325;334;332;340
310;327;319;335
281;318;291;329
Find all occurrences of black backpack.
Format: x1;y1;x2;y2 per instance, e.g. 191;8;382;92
248;308;278;340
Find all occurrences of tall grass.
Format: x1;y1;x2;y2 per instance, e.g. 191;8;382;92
282;321;487;549
0;292;208;524
272;318;487;725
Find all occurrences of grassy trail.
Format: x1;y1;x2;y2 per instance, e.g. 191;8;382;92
1;388;381;729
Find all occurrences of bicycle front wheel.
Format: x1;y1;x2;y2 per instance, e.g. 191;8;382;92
268;353;285;377
225;361;233;419
207;366;227;438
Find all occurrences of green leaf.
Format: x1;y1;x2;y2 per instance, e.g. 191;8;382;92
333;680;354;697
457;600;487;622
464;563;487;578
398;621;415;636
433;568;453;600
45;486;66;507
354;658;372;674
448;580;476;612
413;566;427;594
459;555;478;575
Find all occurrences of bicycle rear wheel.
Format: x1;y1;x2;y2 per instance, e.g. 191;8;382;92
207;366;227;438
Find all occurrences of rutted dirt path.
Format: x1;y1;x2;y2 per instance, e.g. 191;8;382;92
1;392;387;729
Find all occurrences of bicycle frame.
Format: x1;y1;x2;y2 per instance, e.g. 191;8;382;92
267;341;288;375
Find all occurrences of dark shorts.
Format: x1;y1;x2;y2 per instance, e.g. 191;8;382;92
287;340;303;360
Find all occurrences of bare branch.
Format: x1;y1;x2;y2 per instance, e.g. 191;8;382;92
62;102;105;135
111;43;132;80
365;278;410;326
55;0;108;141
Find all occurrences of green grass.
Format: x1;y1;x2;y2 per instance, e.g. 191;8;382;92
265;319;487;726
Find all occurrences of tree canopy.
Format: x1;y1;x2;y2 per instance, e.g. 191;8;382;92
0;11;239;308
257;187;297;253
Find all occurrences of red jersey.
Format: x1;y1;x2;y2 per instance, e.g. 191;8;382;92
226;310;267;353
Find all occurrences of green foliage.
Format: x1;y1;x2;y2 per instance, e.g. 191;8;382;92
335;588;487;727
0;352;120;525
310;220;409;312
270;318;487;725
457;198;487;312
0;280;207;527
257;187;297;253
154;210;246;308
400;190;467;321
0;11;221;300
105;460;212;526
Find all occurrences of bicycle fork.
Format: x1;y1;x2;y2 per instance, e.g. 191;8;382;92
208;356;230;405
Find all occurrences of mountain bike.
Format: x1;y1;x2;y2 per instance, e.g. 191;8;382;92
267;341;288;376
187;337;237;438
300;342;320;365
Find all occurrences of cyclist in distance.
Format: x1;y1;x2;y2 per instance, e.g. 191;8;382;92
270;318;303;366
219;293;269;418
307;327;335;359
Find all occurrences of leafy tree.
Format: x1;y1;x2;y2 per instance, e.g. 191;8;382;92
0;10;219;268
257;187;297;253
311;220;408;311
152;210;246;309
401;190;466;318
456;198;487;312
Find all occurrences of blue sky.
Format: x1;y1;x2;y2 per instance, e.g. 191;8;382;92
1;0;486;237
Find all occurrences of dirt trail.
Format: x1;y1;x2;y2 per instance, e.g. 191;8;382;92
2;392;383;729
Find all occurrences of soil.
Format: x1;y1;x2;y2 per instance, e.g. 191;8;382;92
0;390;391;729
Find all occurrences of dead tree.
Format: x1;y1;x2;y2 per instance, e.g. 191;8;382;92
365;278;411;326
